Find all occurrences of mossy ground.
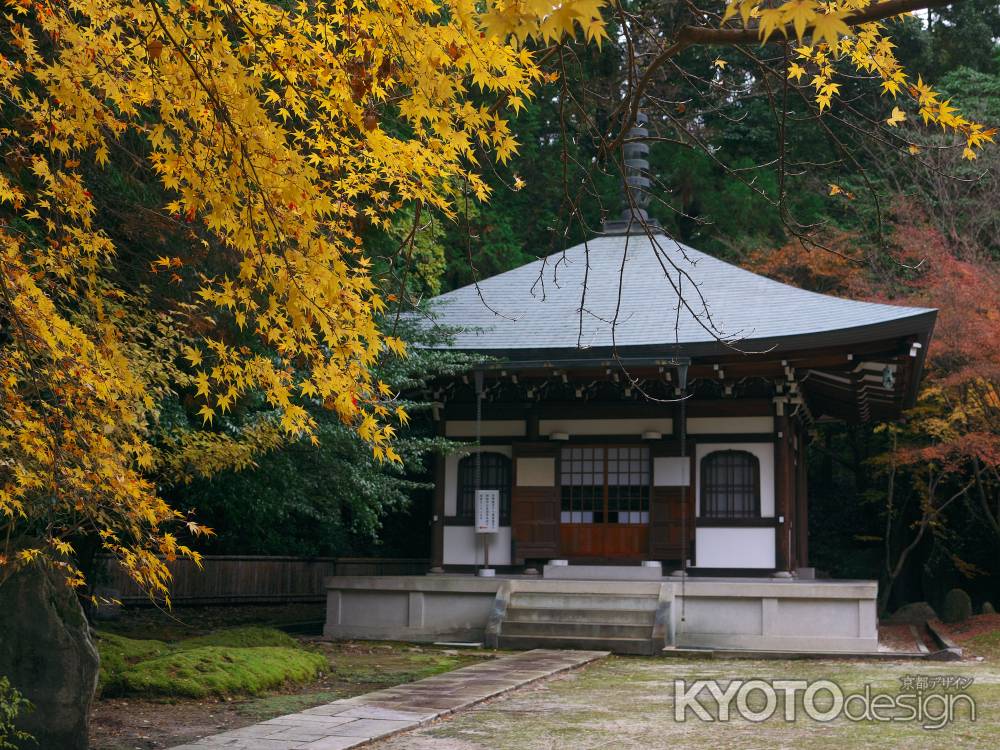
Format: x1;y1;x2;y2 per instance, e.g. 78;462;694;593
95;632;170;694
118;645;328;699
174;625;300;650
95;626;325;698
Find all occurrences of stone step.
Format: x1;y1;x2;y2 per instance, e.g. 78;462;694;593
502;620;653;639
509;591;659;611
505;606;656;626
543;563;663;581
499;633;655;656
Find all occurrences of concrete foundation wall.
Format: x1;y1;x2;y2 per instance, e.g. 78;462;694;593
325;577;503;642
324;576;879;653
673;579;878;652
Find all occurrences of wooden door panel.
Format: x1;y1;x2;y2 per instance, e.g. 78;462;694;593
649;483;695;560
560;523;649;559
512;487;559;561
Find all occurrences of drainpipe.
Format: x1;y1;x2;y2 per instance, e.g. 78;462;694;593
676;360;690;628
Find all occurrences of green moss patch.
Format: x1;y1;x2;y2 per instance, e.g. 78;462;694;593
118;645;328;699
96;632;170;693
96;627;325;698
175;626;298;650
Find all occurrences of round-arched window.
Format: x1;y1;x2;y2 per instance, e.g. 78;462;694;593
700;450;760;519
457;453;512;524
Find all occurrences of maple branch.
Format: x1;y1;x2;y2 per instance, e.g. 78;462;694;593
680;0;955;47
613;0;958;152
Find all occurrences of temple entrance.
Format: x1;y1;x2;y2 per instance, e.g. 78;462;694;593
558;445;650;559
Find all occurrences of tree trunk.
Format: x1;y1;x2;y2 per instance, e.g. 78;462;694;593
0;562;99;750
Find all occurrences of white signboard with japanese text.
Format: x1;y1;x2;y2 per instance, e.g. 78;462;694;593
475;489;500;534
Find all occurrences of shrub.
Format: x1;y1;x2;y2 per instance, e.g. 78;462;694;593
941;589;974;623
118;646;327;698
0;677;33;750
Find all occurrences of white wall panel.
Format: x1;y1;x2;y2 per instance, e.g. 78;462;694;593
516;457;555;487
695;527;776;568
654;456;691;486
443;526;512;566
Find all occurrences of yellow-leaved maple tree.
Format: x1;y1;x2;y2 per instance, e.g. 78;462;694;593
0;0;606;599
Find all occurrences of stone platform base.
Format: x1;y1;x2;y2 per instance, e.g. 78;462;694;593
323;575;879;654
542;563;663;581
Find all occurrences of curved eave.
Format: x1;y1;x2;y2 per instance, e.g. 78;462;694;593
424;309;937;423
427;309;936;367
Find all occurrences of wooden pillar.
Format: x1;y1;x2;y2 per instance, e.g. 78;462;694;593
774;412;793;572
430;420;445;572
796;425;810;568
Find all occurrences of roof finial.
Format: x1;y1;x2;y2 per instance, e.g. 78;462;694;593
603;110;660;235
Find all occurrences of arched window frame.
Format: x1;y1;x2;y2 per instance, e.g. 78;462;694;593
457;452;512;525
699;450;761;520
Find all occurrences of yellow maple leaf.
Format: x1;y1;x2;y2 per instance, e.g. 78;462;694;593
810;10;852;48
787;63;807;82
183;346;202;367
782;0;817;42
886;107;907;127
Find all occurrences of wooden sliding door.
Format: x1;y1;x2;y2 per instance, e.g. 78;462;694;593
558;445;650;560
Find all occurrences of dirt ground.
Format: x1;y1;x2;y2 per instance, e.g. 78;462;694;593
88;606;494;750
89;606;1000;750
941;613;1000;643
372;655;1000;750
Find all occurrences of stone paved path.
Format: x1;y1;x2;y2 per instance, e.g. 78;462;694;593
169;649;608;750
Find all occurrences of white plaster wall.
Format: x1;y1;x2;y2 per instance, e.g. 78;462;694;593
688;416;774;434
538;418;672;436
445;420;526;437
443;526;512;566
516;457;555;486
695;528;776;568
444;446;512;516
654;456;690;486
695;442;775;516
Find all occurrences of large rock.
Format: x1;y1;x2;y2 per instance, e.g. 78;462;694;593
941;588;973;624
885;601;938;624
0;562;99;749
